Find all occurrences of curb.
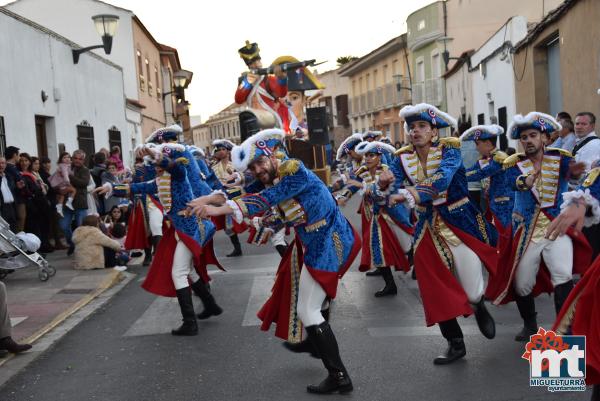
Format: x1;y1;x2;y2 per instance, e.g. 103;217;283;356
0;270;123;367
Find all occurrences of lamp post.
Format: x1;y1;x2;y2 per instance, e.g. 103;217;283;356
162;72;188;100
436;36;461;70
72;14;119;64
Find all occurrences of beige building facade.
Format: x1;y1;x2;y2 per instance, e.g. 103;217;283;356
132;17;165;138
203;103;244;150
339;35;412;144
314;68;351;148
513;0;599;117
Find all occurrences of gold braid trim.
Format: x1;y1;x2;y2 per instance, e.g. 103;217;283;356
278;159;301;178
492;150;508;163
546;147;573;158
438;137;461;149
332;232;344;267
583;167;600;187
394;144;414;156
502;153;525;169
175;157;189;165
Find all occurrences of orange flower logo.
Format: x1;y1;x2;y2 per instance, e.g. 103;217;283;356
522;327;570;372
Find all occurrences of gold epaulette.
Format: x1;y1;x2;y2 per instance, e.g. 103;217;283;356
583;167;600;188
278;159;301;177
492;150;509;164
380;163;389;171
502;153;525;169
394;144;413;156
546;147;573;158
438;137;461;149
175;157;189;165
354;165;368;176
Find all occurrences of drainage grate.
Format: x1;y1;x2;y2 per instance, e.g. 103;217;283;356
57;289;94;294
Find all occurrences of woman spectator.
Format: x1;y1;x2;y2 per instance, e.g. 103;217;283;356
39;157;68;250
100;161;124;212
72;215;124;270
108;146;124;172
18;154;53;252
101;205;126;230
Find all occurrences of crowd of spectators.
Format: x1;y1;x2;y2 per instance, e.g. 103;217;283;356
0;145;133;270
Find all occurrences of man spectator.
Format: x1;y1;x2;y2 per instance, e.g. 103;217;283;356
4;146;26;232
0;157;18;231
90;152;107;215
0;281;32;356
59;150;90;254
550;118;576;153
572;112;600;171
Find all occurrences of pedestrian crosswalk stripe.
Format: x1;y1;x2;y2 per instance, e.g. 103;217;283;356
242;276;274;327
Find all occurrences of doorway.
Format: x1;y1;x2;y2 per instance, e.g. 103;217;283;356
35;116;48;158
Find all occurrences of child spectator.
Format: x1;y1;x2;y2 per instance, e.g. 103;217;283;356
72;215;123;270
49;152;76;217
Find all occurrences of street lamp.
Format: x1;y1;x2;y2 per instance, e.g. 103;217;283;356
436;36;461;70
162;71;188;100
72;14;119;64
393;74;412;92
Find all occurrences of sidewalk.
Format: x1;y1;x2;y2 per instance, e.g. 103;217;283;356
2;250;123;348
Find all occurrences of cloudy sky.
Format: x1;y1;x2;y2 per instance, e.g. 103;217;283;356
3;0;435;121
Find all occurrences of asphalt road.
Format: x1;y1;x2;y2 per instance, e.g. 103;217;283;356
0;196;592;401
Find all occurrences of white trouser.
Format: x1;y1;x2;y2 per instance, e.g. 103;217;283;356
270;228;286;247
450;242;485;304
297;268;327;327
393;226;413;254
188;268;200;283
147;201;163;237
171;239;193;290
514;236;573;296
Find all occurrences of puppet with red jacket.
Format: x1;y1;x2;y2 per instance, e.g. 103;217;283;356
235;41;290;132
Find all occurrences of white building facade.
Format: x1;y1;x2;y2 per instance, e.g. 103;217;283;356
470;16;529;150
6;0;143;148
0;8;129;164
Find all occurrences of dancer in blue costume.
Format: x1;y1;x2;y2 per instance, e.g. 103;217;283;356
188;129;360;394
490;112;591;342
338;140;414;297
97;143;223;336
381;103;498;364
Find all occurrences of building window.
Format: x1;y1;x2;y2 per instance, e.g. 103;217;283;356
431;50;441;78
137;50;145;91
108;127;122;152
0;116;6;157
76;122;95;165
155;66;161;101
146;59;152;96
418;20;425;31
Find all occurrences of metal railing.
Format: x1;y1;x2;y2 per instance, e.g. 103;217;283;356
347;79;414;118
411;78;443;106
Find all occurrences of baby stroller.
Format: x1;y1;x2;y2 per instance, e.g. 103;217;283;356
0;216;55;281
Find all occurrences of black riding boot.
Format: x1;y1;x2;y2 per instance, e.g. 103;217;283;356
275;244;288;257
142;247;152;266
171;287;198;336
473;297;496;339
374;267;397;297
191;279;223;320
554;280;574;315
434;318;466;365
227;234;242;257
305;322;353;394
366;268;383;277
515;293;538;341
283;307;330;358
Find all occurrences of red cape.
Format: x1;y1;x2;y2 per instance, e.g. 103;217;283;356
212;215;248;234
359;211;410;272
124;200;150;250
415;221;498;326
141;224;224;297
553;255;600;384
257;224;361;341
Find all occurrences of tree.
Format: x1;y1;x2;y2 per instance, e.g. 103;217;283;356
336;56;358;67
